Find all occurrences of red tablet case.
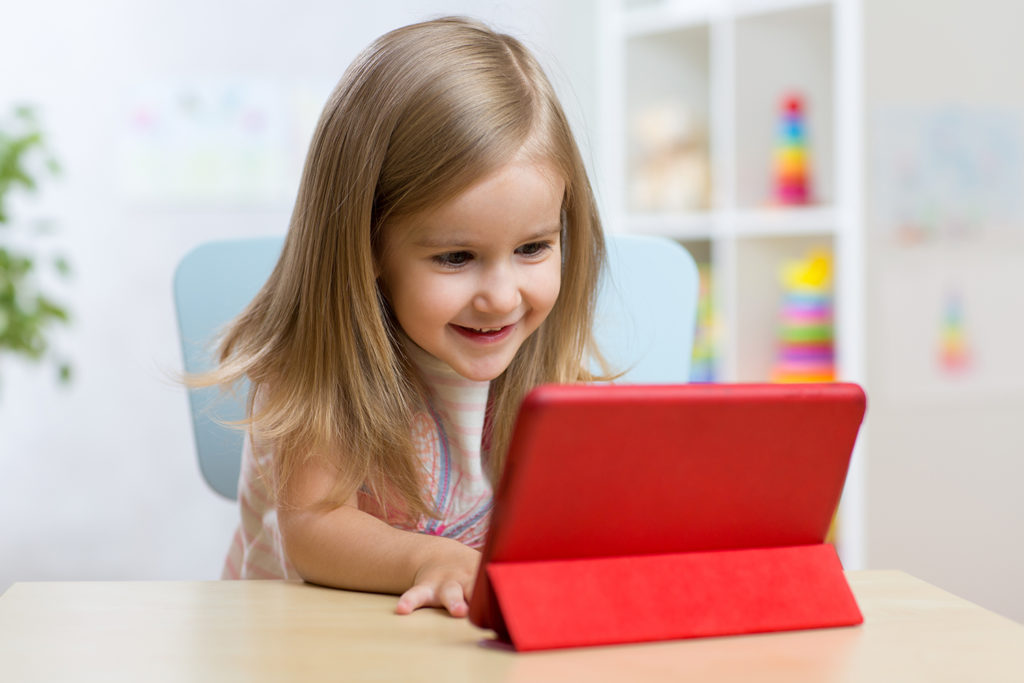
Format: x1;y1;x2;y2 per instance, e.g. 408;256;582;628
468;382;867;651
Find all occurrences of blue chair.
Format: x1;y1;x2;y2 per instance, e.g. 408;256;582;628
173;233;698;499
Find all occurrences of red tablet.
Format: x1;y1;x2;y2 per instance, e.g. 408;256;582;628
468;382;867;649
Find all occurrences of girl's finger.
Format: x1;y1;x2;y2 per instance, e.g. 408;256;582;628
395;584;435;615
439;580;469;618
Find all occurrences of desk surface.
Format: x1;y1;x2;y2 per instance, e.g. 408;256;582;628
1;571;1022;682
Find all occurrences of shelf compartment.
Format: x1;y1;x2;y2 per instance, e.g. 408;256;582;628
625;25;712;214
733;3;835;209
733;234;835;382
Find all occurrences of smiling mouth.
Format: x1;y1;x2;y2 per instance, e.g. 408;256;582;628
452;323;515;341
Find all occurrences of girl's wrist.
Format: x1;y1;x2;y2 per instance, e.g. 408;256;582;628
407;534;476;585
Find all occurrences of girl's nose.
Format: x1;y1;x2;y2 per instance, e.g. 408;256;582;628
473;266;522;314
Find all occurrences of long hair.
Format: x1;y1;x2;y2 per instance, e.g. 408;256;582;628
191;17;606;519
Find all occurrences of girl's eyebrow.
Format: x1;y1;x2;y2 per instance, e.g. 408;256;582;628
413;225;561;249
526;226;563;241
413;233;473;249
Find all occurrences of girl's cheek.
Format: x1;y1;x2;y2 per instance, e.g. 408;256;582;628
546;263;563;301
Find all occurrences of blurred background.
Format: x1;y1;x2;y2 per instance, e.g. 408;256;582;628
2;0;1022;622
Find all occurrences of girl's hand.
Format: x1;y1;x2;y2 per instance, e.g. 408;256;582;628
395;539;481;618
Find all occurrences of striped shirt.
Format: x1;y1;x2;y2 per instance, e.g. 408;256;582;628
222;344;493;580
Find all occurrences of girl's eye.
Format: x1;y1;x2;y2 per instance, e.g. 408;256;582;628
433;251;472;268
517;241;552;258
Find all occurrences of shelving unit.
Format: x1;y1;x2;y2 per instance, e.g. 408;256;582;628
597;0;866;567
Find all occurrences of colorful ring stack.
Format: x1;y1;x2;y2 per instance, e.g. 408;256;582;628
939;292;970;372
773;249;835;383
775;94;811;205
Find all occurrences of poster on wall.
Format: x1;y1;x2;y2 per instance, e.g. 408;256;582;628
870;106;1024;401
871;106;1023;245
116;79;331;207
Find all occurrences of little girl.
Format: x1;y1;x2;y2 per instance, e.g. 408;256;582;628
199;17;607;617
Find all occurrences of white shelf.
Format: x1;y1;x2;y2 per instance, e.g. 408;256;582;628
732;0;831;19
599;0;864;568
729;206;838;236
623;0;832;36
624;3;722;38
623;211;715;239
621;206;837;239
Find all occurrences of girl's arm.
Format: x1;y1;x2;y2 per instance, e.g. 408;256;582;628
276;456;480;617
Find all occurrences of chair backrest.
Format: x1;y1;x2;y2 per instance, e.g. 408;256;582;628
173;233;698;499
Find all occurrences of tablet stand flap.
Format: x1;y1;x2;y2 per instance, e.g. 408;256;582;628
485;543;862;651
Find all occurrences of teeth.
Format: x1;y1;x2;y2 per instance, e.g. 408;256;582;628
475;327;502;333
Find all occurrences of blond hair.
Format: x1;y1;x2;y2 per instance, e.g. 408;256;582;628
193;17;606;519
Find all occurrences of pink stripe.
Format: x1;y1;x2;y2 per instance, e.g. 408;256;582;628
459;492;490;509
447;473;465;504
242;540;287;579
223;532;243;579
450;423;483;437
223;553;240;579
246;480;273;507
782;309;833;324
436;399;487;412
461;526;487;548
248;537;278;558
447;508;489;527
239;495;264;531
421;373;480;388
243;560;284;580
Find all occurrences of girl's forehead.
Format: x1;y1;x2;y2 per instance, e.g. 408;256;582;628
383;160;565;248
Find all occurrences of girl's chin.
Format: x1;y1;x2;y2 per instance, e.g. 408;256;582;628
450;352;519;382
453;365;508;383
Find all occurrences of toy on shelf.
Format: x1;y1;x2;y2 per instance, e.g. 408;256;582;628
689;263;717;383
774;94;812;205
938;291;971;373
773;248;834;383
629;103;710;212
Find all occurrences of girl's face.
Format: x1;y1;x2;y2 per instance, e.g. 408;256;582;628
378;158;564;382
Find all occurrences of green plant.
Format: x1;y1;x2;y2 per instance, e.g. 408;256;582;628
0;105;71;384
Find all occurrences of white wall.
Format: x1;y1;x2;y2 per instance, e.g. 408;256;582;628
0;0;597;589
863;0;1024;622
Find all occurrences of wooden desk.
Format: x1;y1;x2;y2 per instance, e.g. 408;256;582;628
1;571;1022;682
